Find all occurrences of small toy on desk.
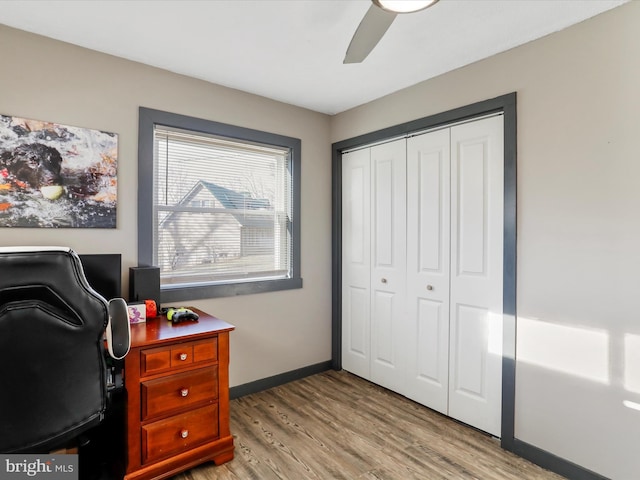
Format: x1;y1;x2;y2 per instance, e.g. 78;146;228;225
165;307;199;324
144;299;158;318
127;303;146;323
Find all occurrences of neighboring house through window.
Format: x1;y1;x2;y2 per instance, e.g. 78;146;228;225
138;108;302;301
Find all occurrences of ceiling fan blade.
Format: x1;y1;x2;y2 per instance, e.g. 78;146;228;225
344;5;397;64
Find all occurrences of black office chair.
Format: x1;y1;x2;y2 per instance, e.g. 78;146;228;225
0;246;130;454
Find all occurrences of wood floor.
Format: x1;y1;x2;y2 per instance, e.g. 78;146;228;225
174;370;564;480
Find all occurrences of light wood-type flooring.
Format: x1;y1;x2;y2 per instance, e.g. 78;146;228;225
174;370;564;480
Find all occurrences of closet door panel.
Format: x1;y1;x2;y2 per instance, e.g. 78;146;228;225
457;143;486;274
449;116;504;437
416;299;446;382
405;129;450;414
370;139;406;392
452;304;489;396
345;287;369;361
341;149;371;379
372;291;395;364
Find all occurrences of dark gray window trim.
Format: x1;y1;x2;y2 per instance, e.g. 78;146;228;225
138;107;302;302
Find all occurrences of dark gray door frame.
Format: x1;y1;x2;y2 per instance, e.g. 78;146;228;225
331;92;518;449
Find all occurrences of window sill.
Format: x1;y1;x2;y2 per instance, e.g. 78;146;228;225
160;277;303;302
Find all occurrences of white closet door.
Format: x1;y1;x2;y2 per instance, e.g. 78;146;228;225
369;139;407;392
341;148;371;379
405;128;451;414
448;115;504;437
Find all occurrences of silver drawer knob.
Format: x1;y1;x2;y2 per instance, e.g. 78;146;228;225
381;278;387;283
426;285;433;291
180;429;189;439
179;353;188;361
180;388;189;397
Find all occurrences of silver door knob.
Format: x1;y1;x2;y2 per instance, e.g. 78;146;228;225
426;285;433;291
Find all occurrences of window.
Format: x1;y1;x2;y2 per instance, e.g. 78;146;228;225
138;108;301;302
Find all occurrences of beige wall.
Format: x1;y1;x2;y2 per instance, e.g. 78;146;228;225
0;24;333;388
332;2;640;479
3;2;640;477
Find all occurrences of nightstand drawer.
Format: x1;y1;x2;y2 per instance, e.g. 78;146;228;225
193;338;217;363
142;404;219;464
140;338;218;376
141;348;172;376
141;367;218;420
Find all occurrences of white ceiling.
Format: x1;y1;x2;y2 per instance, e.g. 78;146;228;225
0;0;628;115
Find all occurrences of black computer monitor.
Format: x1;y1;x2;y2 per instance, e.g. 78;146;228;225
78;253;122;300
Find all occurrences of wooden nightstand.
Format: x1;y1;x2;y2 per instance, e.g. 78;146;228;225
123;308;235;480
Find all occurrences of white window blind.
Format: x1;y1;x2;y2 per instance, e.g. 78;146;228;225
153;126;293;288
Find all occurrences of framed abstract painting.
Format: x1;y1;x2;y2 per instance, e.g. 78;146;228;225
0;114;118;228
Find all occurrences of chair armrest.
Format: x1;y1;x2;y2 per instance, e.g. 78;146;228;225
106;298;131;360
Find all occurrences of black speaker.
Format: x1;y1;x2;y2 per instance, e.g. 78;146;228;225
129;266;160;309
